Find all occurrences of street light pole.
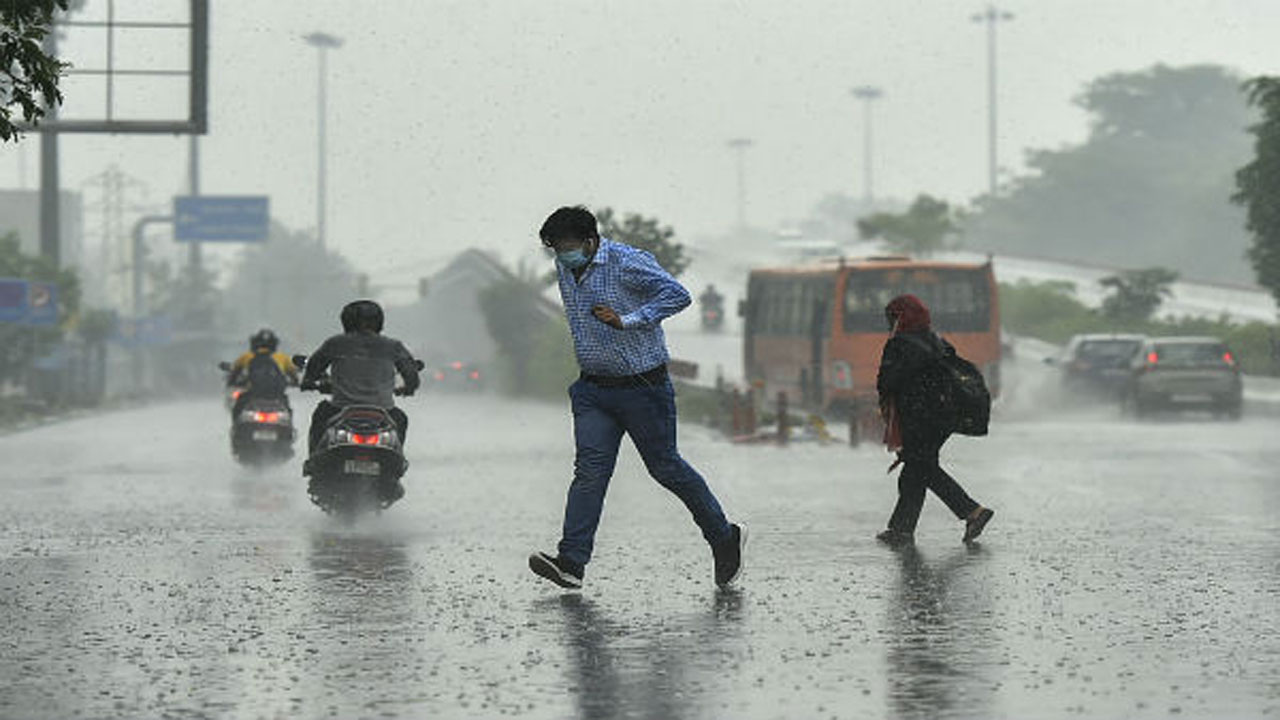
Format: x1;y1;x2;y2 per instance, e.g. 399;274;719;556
727;138;753;229
303;31;342;250
850;86;883;205
972;5;1013;197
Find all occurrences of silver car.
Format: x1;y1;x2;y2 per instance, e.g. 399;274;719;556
1124;336;1243;419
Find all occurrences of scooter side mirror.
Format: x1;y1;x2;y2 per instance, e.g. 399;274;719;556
217;361;232;372
415;359;425;371
292;354;308;369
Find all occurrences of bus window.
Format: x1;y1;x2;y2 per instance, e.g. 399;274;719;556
748;276;833;337
844;268;990;333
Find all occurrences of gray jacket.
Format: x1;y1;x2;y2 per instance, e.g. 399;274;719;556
303;331;420;408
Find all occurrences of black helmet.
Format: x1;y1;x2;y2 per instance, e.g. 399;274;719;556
341;300;384;333
249;328;279;352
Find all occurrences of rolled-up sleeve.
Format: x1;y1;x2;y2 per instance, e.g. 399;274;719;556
617;251;691;329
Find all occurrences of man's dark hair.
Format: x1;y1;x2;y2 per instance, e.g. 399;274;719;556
539;206;598;246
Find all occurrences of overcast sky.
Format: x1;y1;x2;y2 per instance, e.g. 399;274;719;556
3;0;1280;285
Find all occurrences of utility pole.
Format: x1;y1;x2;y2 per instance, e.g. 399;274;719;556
727;138;753;229
303;32;342;250
972;4;1014;197
850;86;883;205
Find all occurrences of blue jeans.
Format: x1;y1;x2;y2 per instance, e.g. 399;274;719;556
558;378;732;567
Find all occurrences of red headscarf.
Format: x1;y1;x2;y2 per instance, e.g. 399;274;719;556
881;294;931;464
885;294;931;334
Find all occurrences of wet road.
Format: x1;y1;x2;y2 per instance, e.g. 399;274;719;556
2;381;1279;718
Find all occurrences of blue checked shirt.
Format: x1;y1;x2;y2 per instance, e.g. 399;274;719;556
555;238;691;377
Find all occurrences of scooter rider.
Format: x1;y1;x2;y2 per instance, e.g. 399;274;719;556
301;300;420;458
227;328;298;415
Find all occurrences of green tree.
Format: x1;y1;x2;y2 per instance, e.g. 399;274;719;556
597;207;689;277
1098;267;1179;323
478;261;575;397
964;64;1254;284
856;194;956;256
1233;76;1280;307
1;0;69;142
221;222;357;349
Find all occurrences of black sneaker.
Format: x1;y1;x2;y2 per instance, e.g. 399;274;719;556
712;523;747;587
963;507;995;543
528;551;584;589
876;529;915;547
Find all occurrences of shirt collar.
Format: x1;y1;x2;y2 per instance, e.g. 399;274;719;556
588;237;613;268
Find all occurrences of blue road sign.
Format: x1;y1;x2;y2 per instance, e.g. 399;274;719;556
25;282;58;326
0;278;60;325
174;196;270;242
0;278;27;323
114;315;173;347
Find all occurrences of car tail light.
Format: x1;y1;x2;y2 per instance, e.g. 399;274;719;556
831;361;853;390
469;370;480;380
231;389;243;400
434;371;445;381
1146;351;1159;365
351;433;380;446
1223;351;1235;366
451;361;463;370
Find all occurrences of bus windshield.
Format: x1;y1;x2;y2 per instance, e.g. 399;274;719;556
843;267;991;333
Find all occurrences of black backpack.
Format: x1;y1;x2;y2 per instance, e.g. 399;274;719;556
246;352;287;398
936;351;991;436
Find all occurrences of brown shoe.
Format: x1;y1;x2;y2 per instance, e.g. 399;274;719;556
963;507;994;543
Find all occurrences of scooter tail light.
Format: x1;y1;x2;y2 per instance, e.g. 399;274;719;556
351;433;380;446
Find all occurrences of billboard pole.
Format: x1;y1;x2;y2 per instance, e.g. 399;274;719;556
39;29;60;268
188;135;201;269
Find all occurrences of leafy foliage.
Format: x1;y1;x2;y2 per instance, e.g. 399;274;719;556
478;269;575;398
1098;267;1179;323
1000;279;1280;376
856;194;956;256
0;0;69;142
1233;76;1280;307
221;222;356;350
596;207;689;277
965;65;1255;284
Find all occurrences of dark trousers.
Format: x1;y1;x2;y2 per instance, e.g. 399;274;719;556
558;378;732;568
309;400;408;453
887;431;979;533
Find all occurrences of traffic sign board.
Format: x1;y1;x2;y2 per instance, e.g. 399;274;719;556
174;196;270;242
26;282;58;326
0;279;26;323
0;278;60;325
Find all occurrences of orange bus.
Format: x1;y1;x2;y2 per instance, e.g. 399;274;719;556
740;256;1001;442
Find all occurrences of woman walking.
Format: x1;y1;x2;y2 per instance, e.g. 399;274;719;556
876;294;994;545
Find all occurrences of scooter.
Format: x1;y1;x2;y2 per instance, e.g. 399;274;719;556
294;354;419;519
218;361;296;466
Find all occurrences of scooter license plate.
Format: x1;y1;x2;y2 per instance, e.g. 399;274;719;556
344;459;380;476
252;430;278;441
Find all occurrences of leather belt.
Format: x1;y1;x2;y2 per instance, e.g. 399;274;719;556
580;364;668;388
